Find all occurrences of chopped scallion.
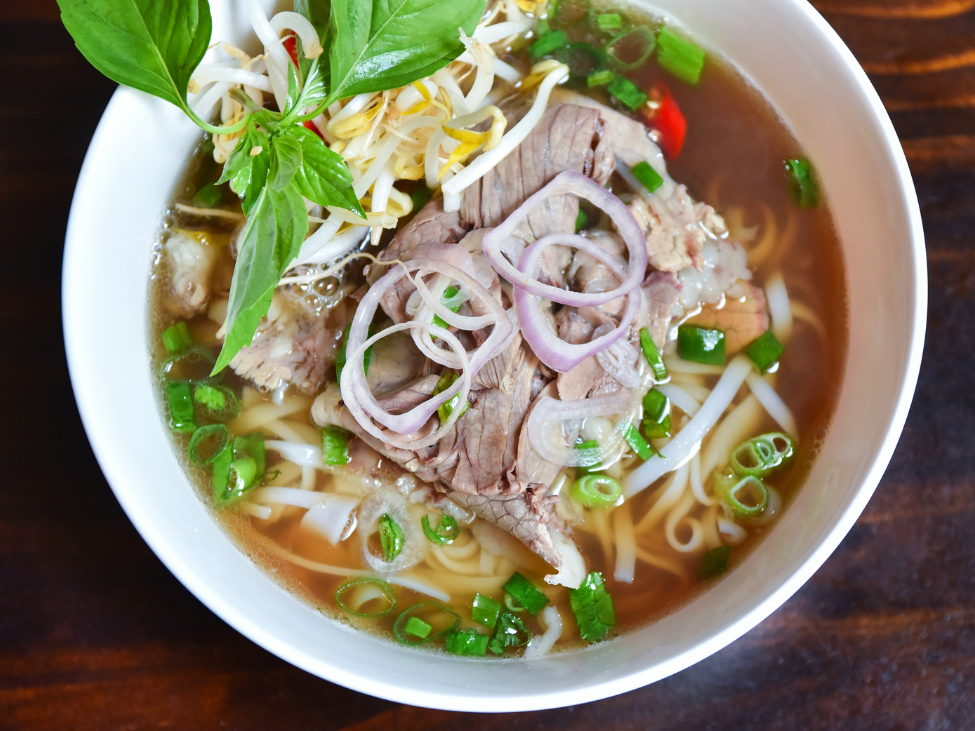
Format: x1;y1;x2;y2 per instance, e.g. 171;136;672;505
575;438;601;475
570;474;623;508
643;389;669;423
161;346;217;382
587;69;616;87
161;322;192;354
335;578;396;618
605;26;656;71
715;472;769;519
746;330;784;373
699;545;731;579
432;285;462;331
335;324;371;383
575;207;589;231
529;29;568;59
677;324;726;365
165;381;196;433
607;75;648;111
433;371;469;424
194;182;223;207
569;572;616;643
192;383;240;422
624;424;654;461
656;27;706;85
631;161;663;194
595;12;622;31
785;158;819;208
504;593;527;613
392;601;459;644
730;432;794;477
643;413;671;440
188;424;230;465
379;513;404;562
445;628;489;656
321;425;351;466
471;593;502;629
488;612;531;656
422;513;460;545
555;42;606;79
638;328;668;380
502;572;549;615
554;0;590;25
410;185;433;212
536;18;551;36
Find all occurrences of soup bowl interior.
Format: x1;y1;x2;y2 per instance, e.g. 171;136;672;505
62;0;924;712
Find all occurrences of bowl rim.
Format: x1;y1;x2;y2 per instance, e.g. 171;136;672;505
62;0;926;712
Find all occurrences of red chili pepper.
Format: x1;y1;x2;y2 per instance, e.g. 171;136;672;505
283;36;299;68
304;120;325;140
647;88;686;160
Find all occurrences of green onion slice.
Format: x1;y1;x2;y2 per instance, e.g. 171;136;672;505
631;161;663;194
575;439;602;476
161;345;218;382
643;413;671;440
785;158;819;208
434;372;469;424
587;69;616;87
321;425;351;466
594;12;623;31
730;432;795;477
607;75;648;111
638;328;668;380
379;513;404;562
745;330;784;374
165;381;196;434
529;29;568;59
502;572;549;615
410;185;433;212
336;324;371;383
488;612;532;656
335;578;397;618
656;26;706;85
192;384;240;422
554;0;590;24
471;593;502;629
392;601;459;644
161;322;192;354
605;26;656;71
445;628;490;656
575;207;589;231
555;42;606;79
194;182;223;207
716;473;769;519
699;545;731;579
569;571;616;643
643;389;669;423
422;513;460;545
624;424;654;461
431;285;463;331
504;593;527;613
188;424;230;465
570;474;623;508
677;324;726;365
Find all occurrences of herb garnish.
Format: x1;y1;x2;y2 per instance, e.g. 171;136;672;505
57;0;485;372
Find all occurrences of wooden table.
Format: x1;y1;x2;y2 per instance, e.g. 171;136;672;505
2;1;970;728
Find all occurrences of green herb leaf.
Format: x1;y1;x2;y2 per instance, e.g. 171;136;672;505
295;0;332;37
57;0;211;119
269;134;303;191
287;126;365;215
327;0;486;101
213;185;308;373
217;126;270;216
283;59;302;114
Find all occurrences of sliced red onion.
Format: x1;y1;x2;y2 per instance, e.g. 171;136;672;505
527;389;636;467
481;170;648;306
593;325;642;388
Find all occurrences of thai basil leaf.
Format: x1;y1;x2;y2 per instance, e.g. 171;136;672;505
213;185;309;373
57;0;210;118
283;61;302;115
299;58;330;109
327;0;485;101
217;126;270;216
269;135;303;191
287;126;365;216
295;0;332;38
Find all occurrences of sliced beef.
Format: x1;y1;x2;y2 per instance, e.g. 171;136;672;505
690;281;769;354
643;271;682;349
229;295;338;395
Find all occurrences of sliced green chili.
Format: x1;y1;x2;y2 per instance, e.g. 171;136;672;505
161;321;192;354
165;381;196;433
335;578;396;618
321;425;351;466
699;545;731;579
488;612;531;655
571;474;623;508
746;330;784;373
392;601;459;645
605;26;656;70
471;593;502;629
569;571;616;643
379;513;404;562
188;424;230;465
445;628;490;656
657;26;706;85
785;158;820;208
607;75;648;111
639;328;668;380
422;513;460;545
503;572;548;615
529;29;568;59
632;160;664;194
677;324;726;365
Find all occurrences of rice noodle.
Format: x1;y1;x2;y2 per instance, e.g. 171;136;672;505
765;272;793;343
634;463;689;533
192;65;273;92
689;451;717;506
523;606;563;659
664;491;704;553
613;502;637;583
700;394;763;479
251;486;326;509
656;383;701;417
388;574;451;603
746;373;799;439
264;440;326;469
624;357;752;496
241;502;272;519
718;517;748;544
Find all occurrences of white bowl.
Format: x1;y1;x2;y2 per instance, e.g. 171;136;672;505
62;0;925;712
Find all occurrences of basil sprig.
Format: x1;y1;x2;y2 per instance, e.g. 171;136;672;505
57;0;485;373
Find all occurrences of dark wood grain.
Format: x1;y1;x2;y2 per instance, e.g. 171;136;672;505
1;1;972;728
